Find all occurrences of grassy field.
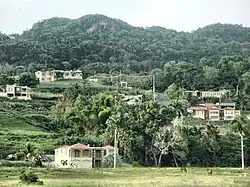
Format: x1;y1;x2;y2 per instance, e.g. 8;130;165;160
0;167;250;187
37;79;83;88
36;79;110;89
0;112;48;135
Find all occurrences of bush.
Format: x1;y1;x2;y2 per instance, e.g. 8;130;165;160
20;171;44;185
0;160;35;167
131;161;142;167
102;153;122;168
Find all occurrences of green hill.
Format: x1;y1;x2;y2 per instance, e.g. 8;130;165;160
1;14;250;73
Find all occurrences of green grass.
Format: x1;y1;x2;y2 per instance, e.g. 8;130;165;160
32;92;62;100
0;167;250;187
0;109;57;158
38;79;83;88
38;79;115;89
0;112;46;135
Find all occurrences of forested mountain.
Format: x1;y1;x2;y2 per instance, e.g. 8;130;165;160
1;14;250;73
0;32;9;42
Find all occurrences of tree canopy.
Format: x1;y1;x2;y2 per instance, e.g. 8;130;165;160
1;14;250;74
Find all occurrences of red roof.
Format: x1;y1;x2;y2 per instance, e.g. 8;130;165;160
69;143;89;149
57;144;115;150
199;103;217;109
102;145;115;150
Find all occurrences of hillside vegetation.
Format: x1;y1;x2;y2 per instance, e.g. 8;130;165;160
1;14;250;73
0;14;250;169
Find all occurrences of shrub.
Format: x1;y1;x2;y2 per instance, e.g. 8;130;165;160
131;161;142;167
20;171;44;185
102;153;122;168
0;160;35;167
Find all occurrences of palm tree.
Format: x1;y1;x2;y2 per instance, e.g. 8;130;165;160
22;143;38;161
165;83;189;127
168;98;189;127
231;116;249;169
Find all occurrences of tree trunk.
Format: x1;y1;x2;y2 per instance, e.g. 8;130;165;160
212;150;216;165
145;149;149;166
153;153;158;167
172;153;179;167
158;153;163;167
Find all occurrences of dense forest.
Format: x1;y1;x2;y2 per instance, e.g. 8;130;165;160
1;14;250;73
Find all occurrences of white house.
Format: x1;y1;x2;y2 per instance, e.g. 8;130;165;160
0;84;31;100
54;143;115;168
184;90;230;98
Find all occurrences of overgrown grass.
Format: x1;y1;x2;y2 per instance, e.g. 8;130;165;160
37;79;82;88
0;113;45;134
0;167;250;187
32;92;62;100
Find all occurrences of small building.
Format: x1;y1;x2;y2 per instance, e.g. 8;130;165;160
120;81;128;88
54;143;116;169
0;85;31;100
6;85;31;100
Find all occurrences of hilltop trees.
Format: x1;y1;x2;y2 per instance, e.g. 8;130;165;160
1;15;250;74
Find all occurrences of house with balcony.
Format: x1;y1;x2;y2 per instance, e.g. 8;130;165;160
0;84;31;100
54;143;116;168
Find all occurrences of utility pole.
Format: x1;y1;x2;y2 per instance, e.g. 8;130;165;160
236;85;239;96
240;133;244;169
114;127;117;169
111;74;113;87
152;74;156;102
119;70;122;86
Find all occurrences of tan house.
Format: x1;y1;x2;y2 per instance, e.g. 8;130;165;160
35;70;55;82
187;106;206;120
54;143;115;168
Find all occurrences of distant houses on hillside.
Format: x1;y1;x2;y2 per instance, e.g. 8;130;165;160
187;99;240;121
35;70;82;82
0;84;31;100
184;89;230;98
